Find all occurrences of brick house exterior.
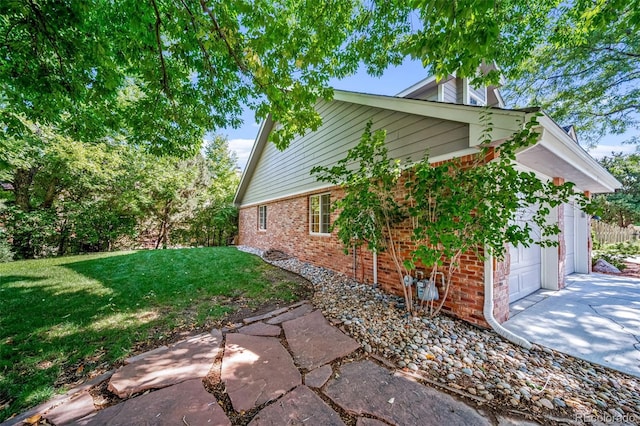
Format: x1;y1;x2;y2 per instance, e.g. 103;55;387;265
234;77;619;328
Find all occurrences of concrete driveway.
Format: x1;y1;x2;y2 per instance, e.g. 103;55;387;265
503;273;640;378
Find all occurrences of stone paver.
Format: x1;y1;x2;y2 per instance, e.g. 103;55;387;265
304;365;333;388
6;300;555;426
44;391;95;426
222;333;301;412
324;360;490;426
72;379;230;426
356;418;389;426
266;304;314;324
124;345;168;364
243;307;289;324
238;322;281;337
282;310;360;369
248;385;345;426
108;330;222;398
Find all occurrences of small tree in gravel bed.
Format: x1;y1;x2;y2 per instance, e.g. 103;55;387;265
406;115;592;316
311;121;414;311
313;114;593;317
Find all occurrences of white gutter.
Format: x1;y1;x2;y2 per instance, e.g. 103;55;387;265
373;250;378;287
483;252;532;349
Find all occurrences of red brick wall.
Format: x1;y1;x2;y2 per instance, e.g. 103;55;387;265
238;181;493;328
238;188;355;277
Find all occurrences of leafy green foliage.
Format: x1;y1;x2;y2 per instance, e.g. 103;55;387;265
314;115;592;315
593;241;640;271
504;0;640;145
0;0;365;151
0;247;311;421
5;0;614;153
0;230;13;263
0;120;239;258
592;153;640;226
311;121;413;309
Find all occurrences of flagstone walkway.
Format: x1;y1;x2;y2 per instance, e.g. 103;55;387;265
3;302;540;426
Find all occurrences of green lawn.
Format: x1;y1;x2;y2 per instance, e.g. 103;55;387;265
0;247;310;421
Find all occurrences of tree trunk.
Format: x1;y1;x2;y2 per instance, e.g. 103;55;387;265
155;220;166;249
13;168;37;211
42;179;59;209
154;202;172;249
57;220;68;256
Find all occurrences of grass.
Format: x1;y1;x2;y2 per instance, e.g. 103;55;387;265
0;247;311;421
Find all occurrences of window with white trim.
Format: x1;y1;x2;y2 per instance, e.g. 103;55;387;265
258;205;267;230
309;193;330;234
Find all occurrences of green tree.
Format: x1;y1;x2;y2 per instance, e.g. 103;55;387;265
503;0;640;145
1;0;573;153
185;136;240;246
138;136;238;249
0;119;145;258
592;153;640;227
312;122;412;310
315;116;591;316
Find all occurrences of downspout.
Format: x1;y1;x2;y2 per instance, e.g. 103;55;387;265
373;250;378;288
484;251;532;349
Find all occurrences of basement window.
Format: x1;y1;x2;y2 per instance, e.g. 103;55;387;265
310;193;330;234
258;205;267;230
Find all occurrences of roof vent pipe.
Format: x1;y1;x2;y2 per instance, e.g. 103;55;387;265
483;251;532;350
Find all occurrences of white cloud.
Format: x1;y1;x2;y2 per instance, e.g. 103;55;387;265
228;138;255;170
587;144;637;160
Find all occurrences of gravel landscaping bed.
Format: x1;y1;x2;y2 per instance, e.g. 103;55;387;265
239;246;640;425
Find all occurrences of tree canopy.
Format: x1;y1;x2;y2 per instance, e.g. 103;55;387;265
0;0;578;153
2;1;636;153
593;153;640;227
0;123;238;259
503;0;640;145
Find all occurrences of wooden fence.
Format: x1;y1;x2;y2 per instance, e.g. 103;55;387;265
591;221;639;245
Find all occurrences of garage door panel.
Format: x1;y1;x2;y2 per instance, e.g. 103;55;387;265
509;243;541;303
509;205;542;303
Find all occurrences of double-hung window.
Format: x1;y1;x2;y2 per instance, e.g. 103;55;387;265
310;193;330;234
258;205;267;230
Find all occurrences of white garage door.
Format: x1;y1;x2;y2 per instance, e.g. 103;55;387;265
564;203;575;275
509;208;542;303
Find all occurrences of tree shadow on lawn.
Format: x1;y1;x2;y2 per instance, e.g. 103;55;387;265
0;271;179;421
0;248;311;421
0;275;47;286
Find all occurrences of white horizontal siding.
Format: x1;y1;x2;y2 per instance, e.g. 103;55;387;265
241;100;469;206
443;79;458;103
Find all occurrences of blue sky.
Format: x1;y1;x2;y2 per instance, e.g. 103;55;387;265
219;60;635;170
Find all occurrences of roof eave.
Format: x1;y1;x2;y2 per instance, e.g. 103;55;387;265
537;114;622;193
